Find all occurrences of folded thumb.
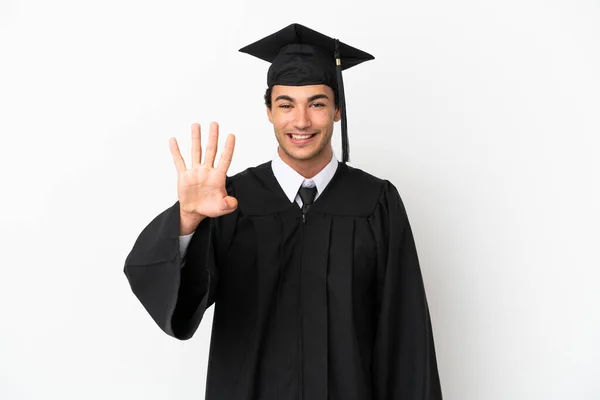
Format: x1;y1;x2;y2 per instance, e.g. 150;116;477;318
221;197;238;211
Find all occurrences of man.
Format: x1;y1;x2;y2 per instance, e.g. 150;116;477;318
124;23;443;399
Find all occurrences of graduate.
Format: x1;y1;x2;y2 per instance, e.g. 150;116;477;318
124;23;443;400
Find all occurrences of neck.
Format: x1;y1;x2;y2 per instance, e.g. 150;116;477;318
278;146;333;179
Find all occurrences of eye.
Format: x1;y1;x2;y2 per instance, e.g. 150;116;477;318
278;104;292;109
310;102;326;108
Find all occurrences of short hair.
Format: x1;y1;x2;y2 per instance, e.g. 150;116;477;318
264;86;340;109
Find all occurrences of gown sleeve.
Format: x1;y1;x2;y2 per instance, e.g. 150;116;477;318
370;181;443;399
123;181;237;340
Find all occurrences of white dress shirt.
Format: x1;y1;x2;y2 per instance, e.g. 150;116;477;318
271;148;338;207
179;149;338;258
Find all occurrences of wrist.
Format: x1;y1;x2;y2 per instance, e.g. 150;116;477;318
179;211;205;235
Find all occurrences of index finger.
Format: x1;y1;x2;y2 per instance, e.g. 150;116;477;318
216;134;236;174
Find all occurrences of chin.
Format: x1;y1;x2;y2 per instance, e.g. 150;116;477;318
285;146;325;162
284;150;316;161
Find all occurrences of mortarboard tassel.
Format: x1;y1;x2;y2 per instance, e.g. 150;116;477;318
334;39;349;164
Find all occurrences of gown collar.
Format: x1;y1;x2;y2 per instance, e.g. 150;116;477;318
271;148;339;203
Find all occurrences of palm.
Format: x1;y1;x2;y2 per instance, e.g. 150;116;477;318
170;122;237;218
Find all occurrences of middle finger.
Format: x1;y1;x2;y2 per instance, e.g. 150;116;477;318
202;121;219;168
191;123;201;168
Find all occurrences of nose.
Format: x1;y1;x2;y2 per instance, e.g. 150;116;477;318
293;107;311;130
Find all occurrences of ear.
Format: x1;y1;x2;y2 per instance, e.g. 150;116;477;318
334;106;341;122
266;106;273;123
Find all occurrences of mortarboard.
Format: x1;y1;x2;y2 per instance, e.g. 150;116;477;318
239;23;375;163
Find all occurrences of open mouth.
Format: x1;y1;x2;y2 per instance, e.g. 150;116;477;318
287;132;318;144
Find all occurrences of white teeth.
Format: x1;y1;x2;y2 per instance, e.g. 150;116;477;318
291;134;313;140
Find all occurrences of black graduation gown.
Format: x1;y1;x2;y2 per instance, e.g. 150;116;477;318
124;161;442;400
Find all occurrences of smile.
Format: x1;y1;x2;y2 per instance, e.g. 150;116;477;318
291;133;315;139
288;132;318;140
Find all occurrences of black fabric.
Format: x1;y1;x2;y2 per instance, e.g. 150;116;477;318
124;161;443;400
298;186;317;214
238;23;374;89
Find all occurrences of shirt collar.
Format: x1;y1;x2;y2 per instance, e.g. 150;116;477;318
271;148;339;203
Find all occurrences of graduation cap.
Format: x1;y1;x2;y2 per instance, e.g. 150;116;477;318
239;23;375;163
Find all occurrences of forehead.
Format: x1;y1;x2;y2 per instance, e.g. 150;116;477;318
272;84;334;99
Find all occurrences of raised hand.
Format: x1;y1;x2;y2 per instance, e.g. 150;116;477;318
169;122;237;234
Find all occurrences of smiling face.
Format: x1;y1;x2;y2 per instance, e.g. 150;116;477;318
267;84;341;174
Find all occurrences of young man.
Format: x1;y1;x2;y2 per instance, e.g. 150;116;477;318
124;23;443;399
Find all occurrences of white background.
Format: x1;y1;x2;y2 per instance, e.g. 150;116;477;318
1;0;599;399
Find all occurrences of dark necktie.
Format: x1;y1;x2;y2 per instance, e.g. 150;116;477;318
298;186;317;215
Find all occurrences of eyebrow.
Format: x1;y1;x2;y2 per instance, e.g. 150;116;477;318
274;93;331;103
